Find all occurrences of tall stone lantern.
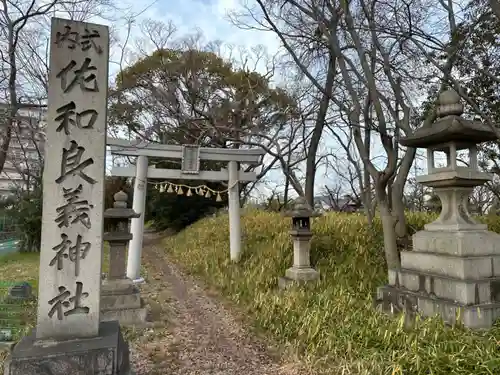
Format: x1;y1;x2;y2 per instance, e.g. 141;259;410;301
101;191;148;325
278;197;321;289
377;89;500;329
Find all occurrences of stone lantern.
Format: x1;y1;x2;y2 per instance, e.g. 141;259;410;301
278;197;321;289
377;89;500;329
101;190;148;325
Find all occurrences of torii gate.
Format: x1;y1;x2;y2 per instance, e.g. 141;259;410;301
107;138;264;283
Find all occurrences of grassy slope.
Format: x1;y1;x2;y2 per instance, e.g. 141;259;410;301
0;246;111;343
163;210;500;375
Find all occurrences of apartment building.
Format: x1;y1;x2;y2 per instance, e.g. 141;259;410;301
0;104;46;198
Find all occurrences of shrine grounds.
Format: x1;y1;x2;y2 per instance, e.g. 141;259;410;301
2;210;500;374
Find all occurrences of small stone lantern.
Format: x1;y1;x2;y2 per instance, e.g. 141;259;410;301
279;197;321;289
101;191;148;325
377;89;500;329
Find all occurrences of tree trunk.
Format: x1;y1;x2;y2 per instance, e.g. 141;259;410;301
363;122;373;224
0;25;18;176
364;192;374;224
304;56;335;205
391;147;416;237
283;176;290;209
377;187;401;269
391;182;408;238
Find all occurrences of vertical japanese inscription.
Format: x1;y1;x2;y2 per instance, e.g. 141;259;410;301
37;18;108;340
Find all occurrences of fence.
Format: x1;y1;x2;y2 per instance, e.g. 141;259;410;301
0;214;17;241
0;282;34;342
0;214;19;255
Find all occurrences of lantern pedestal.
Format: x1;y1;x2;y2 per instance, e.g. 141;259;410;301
101;278;148;327
376;90;500;329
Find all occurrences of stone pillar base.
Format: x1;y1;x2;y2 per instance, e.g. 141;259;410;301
375;284;500;329
376;229;500;329
4;321;133;375
101;279;148;326
278;267;319;289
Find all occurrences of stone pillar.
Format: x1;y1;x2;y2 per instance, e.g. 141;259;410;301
377;89;500;330
5;18;131;375
101;191;148;326
278;197;320;289
127;154;148;283
228;160;241;262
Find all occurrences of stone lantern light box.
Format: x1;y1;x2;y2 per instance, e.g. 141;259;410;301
285;196;320;233
377;89;500;329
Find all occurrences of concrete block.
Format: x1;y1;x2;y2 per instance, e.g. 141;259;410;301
401;251;499;279
395;268;500;305
4;321;130;375
101;293;141;311
101;307;148;326
376;285;500;329
412;230;500;256
279;268;319;289
285;267;319;282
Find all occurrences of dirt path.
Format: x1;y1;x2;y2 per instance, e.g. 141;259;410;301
131;232;310;375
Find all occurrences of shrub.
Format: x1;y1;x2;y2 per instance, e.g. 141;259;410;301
0;182;43;253
145;181;227;232
163;210;500;374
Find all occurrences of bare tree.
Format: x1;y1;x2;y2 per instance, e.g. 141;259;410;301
0;0;139;178
230;0;463;268
109;20;325;201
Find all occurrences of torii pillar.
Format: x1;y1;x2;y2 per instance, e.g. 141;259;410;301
126;155;148;283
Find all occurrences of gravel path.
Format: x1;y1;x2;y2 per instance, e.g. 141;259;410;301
131;232;310;375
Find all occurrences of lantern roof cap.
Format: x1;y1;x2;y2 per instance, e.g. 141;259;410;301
284;196;321;217
400;89;498;148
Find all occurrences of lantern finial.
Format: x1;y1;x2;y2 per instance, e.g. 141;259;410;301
113;190;128;208
436;89;463;118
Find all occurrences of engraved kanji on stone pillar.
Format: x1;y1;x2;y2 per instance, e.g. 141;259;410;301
36;17;109;340
5;18;132;375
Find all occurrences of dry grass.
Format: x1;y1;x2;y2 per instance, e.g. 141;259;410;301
0;245;111;369
162;209;500;375
2;212;500;374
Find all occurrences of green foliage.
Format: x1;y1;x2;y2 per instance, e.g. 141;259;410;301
455;0;500;124
147;189;225;232
452;0;500;173
109;47;297;145
144;158;230;232
164;210;500;374
0;184;43;253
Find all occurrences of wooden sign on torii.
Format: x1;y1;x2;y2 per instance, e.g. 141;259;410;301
107;138;264;283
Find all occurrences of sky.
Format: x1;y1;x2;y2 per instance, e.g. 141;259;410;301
107;0;281;78
100;0;311;199
74;0;430;201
